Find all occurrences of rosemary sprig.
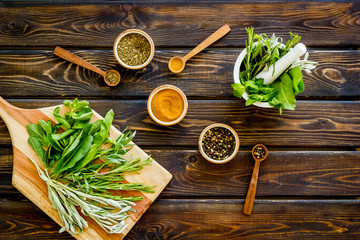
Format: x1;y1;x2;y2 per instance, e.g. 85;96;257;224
26;99;156;235
32;156;151;234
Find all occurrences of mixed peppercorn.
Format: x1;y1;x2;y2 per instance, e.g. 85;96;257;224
202;127;236;161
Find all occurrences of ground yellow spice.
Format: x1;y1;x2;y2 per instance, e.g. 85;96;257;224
170;58;183;72
151;89;184;122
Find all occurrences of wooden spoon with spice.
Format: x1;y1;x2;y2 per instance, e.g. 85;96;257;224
243;144;268;215
168;24;231;73
53;46;121;86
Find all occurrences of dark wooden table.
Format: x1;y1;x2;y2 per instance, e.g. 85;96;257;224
0;1;360;239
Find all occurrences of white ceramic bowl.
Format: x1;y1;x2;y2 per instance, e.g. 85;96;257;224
198;123;240;164
147;85;188;126
113;29;155;70
233;48;273;108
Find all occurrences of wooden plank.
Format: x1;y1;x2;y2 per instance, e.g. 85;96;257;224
2;148;360;197
0;50;359;98
0;100;359;147
0;2;359;47
1;198;359;239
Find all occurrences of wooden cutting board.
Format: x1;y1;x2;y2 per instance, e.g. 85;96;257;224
0;97;172;239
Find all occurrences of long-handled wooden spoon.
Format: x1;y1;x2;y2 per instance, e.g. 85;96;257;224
53;46;121;86
243;144;268;215
168;24;231;73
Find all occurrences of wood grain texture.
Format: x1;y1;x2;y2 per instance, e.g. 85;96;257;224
2;149;360;197
0;2;359;47
0;50;359;98
1;198;359;240
0;100;359;147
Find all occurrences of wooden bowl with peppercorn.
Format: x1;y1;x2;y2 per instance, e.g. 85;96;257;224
113;29;155;70
199;123;240;164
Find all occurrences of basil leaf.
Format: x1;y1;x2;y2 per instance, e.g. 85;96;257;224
73;110;114;170
71;144;98;171
46;134;63;151
52;129;75;141
74;100;89;110
52;123;62;134
28;136;47;166
270;72;296;112
89;120;102;135
54;107;71;130
27;123;48;146
57;135;93;174
289;66;304;94
53;124;92;175
63;100;71;108
53;131;84;174
72;107;92;121
93;110;114;145
232;83;246;98
38;120;52;134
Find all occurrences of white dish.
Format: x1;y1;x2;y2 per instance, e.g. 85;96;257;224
233;48;273;108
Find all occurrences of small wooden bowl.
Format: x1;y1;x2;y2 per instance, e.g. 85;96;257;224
113;29;155;70
147;85;188;126
198;123;240;164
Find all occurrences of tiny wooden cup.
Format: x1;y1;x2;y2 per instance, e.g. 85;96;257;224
113;29;155;70
198;123;240;164
147;85;188;126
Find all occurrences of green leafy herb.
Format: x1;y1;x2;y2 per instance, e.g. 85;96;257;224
269;71;296;114
26;99;155;235
233;27;317;114
28;136;47;166
289;66;305;95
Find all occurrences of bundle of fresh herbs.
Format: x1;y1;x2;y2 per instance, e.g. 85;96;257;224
27;99;155;234
232;27;317;114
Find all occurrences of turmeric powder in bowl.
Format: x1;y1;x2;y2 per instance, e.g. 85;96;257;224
147;85;188;126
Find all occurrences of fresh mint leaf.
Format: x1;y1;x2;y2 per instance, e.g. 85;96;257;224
289;66;304;94
27;123;48;146
232;83;246;98
28;136;47;166
54;107;71;130
57;135;93;174
38;120;52;135
52;129;76;141
270;72;296;112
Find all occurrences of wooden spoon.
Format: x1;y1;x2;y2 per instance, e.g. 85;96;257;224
168;24;231;73
53;46;121;86
243;144;268;215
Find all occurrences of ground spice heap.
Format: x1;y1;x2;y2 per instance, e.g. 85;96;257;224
202;127;236;160
170;58;183;72
117;33;151;66
253;146;266;159
151;89;184;122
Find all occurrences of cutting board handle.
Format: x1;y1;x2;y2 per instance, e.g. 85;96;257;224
0;96;18;119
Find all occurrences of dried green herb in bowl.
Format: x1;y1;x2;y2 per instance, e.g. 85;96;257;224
198;123;240;164
105;70;120;86
113;29;155;70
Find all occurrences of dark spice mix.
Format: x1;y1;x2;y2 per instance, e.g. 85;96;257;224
202;127;236;160
117;33;151;66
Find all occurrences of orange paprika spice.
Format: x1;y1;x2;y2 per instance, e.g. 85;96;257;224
151;89;184;122
170;58;183;72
